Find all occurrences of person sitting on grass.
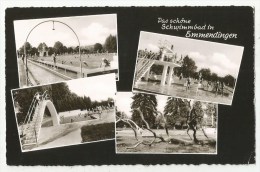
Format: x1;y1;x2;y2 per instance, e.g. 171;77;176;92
100;58;110;69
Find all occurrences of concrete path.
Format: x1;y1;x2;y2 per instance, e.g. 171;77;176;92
37;128;82;149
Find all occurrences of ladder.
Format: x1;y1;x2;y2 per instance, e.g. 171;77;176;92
135;54;156;82
21;91;49;147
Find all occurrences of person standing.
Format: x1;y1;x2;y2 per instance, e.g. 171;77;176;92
186;76;191;91
215;81;220;96
220;81;225;97
22;54;25;64
52;53;57;68
35;92;42;105
179;73;183;80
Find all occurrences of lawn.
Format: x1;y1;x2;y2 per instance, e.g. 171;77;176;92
33;53;115;69
116;128;217;154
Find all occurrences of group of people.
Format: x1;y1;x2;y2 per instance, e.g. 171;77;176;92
138;49;161;60
181;73;226;97
138;49;184;66
206;80;225;96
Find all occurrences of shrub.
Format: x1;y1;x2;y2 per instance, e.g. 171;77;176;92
81;122;115;142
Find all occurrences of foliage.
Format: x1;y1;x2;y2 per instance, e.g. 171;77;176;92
163;98;190;128
131;93;157;128
12;85;47;124
223;74;236;88
193;101;204;117
48;47;54;55
81;122;115;142
150;65;163;75
30;47;38;56
205;103;217;127
198;68;211;81
104;35;117;53
93;43;103;53
181;55;197;78
37;42;48;52
18;42;32;55
53;41;64;54
116;111;128;128
67;47;73;54
211;73;219;82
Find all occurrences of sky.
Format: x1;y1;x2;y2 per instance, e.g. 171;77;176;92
116;92;212;118
138;31;244;78
14;14;117;49
67;73;116;101
116;92;168;117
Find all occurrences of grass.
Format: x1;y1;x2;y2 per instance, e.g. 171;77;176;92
34;53;115;69
81;122;115;143
116;128;216;153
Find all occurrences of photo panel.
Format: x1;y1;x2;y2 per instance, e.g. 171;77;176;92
11;73;116;152
14;14;119;88
132;31;244;105
116;92;218;154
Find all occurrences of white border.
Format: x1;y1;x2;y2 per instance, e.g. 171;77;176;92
1;1;259;172
132;31;244;106
115;91;218;155
10;74;116;152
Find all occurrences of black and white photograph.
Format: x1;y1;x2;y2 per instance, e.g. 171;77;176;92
116;92;217;154
14;14;118;88
11;73;116;152
132;31;244;105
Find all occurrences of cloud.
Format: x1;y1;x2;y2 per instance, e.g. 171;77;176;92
147;43;160;52
81;23;116;45
188;52;239;77
188;52;206;62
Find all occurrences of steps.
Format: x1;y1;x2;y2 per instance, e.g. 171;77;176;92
135;54;156;83
135;59;155;82
21;101;44;146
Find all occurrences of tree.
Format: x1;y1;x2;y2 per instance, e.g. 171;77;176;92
53;41;64;54
199;68;211;81
83;96;92;109
93;43;103;53
131;93;157;128
193;101;204;117
30;47;38;56
116;111;128;128
37;42;48;52
67;47;73;54
211;73;219;82
50;82;72;112
19;42;32;55
62;46;68;54
223;74;236;88
104;34;117;53
205;103;217;127
74;46;79;54
48;47;54;55
181;55;197;78
12;85;50;124
164;98;190;129
150;65;163;75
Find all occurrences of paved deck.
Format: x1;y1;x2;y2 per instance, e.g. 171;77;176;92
32;59;118;77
